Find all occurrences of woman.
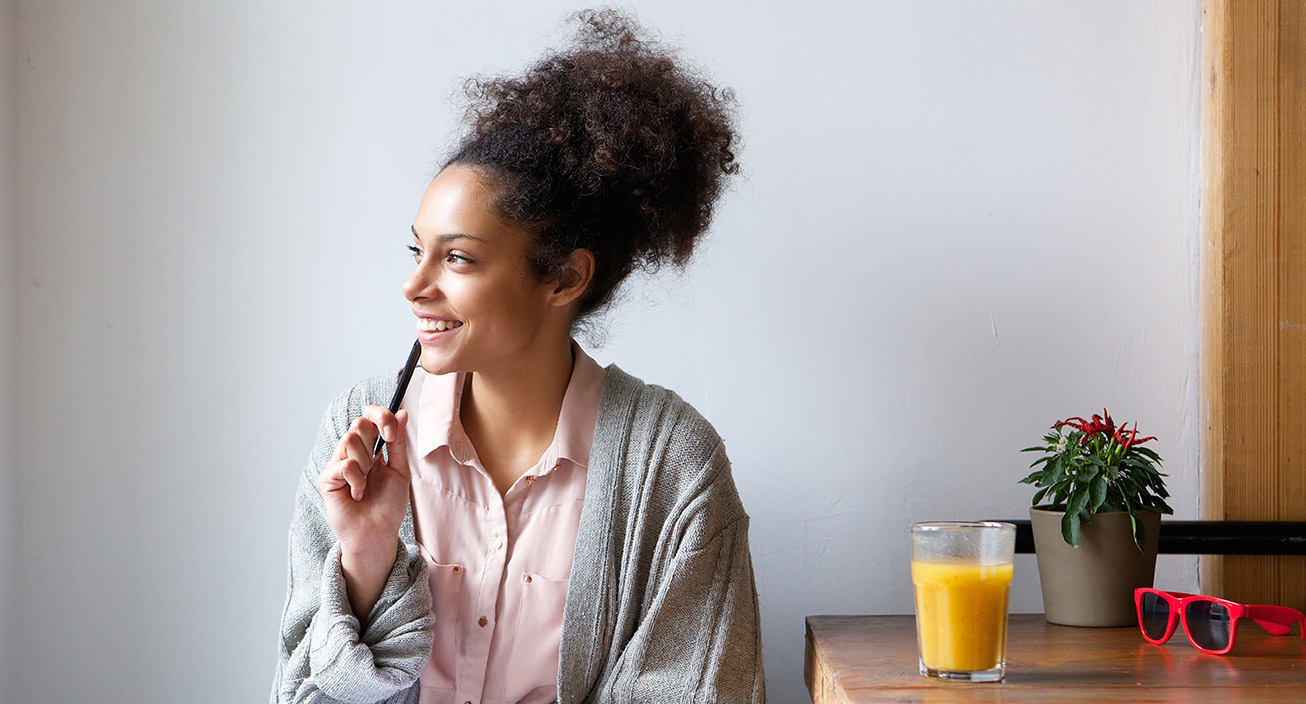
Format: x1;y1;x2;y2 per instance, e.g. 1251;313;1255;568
272;10;764;704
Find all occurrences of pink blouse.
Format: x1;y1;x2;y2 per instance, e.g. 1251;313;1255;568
399;343;606;704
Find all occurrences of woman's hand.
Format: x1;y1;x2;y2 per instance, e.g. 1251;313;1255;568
317;405;412;618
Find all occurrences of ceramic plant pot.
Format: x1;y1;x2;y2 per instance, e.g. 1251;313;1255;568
1029;506;1161;627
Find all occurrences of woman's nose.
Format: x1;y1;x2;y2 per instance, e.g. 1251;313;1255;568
402;263;435;301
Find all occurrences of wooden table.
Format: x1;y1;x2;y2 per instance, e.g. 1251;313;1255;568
806;614;1306;703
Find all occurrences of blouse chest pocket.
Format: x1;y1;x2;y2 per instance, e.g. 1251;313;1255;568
419;549;464;692
503;573;570;703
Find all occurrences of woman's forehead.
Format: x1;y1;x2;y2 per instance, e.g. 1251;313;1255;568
413;165;521;246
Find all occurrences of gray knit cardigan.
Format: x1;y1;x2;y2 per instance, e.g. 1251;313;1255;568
272;365;766;703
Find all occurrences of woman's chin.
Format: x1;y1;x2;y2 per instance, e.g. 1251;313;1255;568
418;351;456;376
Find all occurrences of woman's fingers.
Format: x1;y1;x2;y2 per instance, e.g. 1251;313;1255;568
386;409;411;479
324;417;378;501
359;405;401;447
319;455;369;499
339;457;368;501
322;406;408;504
341;420;375;470
359;405;410;477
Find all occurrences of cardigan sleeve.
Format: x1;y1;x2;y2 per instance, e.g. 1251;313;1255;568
270;385;434;704
600;448;766;703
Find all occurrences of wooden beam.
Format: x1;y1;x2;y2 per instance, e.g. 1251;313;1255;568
1201;0;1306;609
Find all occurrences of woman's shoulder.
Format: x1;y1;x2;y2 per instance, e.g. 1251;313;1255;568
595;364;747;529
319;372;401;433
598;364;726;466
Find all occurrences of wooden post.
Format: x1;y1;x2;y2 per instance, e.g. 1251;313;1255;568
1200;0;1306;608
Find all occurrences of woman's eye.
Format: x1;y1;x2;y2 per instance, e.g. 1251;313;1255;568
446;251;473;265
407;244;423;259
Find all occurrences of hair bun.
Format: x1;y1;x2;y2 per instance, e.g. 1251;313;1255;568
447;7;740;321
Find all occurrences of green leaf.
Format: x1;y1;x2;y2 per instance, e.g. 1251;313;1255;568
1119;476;1141;496
1089;475;1108;511
1066;490;1089;527
1129;511;1145;553
1133;446;1162;459
1155;498;1175;515
1061;510;1081;548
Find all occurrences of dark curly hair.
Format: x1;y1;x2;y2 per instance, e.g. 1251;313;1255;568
444;7;740;322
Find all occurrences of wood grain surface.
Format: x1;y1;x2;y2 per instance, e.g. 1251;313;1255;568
1200;0;1306;610
806;614;1306;703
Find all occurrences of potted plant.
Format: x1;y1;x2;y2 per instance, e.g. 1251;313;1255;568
1019;410;1173;626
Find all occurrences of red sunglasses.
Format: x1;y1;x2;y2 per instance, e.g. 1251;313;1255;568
1134;588;1306;655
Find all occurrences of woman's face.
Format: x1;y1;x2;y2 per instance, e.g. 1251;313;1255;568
402;164;563;376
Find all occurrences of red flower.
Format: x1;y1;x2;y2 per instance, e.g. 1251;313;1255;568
1054;409;1117;445
1112;421;1156;449
1052;416;1090;432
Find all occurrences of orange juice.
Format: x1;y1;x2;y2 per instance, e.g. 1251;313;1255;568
911;560;1013;672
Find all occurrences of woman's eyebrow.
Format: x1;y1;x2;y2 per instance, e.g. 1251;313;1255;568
411;225;486;243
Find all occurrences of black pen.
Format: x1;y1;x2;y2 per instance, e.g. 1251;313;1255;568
373;339;422;457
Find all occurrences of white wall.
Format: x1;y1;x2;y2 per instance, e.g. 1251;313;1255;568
1;0;19;702
12;1;1201;702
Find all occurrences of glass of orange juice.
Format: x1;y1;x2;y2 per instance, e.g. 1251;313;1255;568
910;521;1016;682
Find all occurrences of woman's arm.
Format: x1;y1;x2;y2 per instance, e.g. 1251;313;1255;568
572;444;766;703
270;384;434;704
606;511;766;702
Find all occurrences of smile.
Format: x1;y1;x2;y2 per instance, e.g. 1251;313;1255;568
416;318;464;332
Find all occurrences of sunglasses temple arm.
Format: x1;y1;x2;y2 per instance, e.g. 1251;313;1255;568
1247;604;1306;638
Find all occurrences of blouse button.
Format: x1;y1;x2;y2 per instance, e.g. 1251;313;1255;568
451;566;461;574
525;575;533;583
478;616;488;628
493;537;505;550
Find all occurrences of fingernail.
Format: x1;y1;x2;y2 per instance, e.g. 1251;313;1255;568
382;425;393;442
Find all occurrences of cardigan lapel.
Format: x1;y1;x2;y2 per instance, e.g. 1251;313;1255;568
556;364;641;703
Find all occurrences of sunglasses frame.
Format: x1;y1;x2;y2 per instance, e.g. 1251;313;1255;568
1133;588;1306;655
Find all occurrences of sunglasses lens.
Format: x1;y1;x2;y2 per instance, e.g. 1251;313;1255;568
1184;600;1232;651
1139;591;1172;641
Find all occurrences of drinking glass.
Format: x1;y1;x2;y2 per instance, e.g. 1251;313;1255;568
910;521;1016;682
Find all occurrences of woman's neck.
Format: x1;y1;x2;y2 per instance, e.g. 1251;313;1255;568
458;336;576;494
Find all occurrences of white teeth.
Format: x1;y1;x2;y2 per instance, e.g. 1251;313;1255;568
415;318;462;332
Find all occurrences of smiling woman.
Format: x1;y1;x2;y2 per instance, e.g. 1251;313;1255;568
401;165;589;383
270;8;763;704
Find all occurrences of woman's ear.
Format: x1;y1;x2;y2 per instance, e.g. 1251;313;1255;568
549;248;595;308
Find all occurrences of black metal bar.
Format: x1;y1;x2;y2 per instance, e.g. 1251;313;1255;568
990;520;1306;555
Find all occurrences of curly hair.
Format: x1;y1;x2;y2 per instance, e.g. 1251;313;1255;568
444;7;740;321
